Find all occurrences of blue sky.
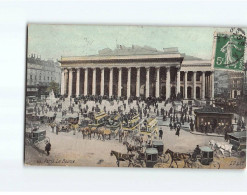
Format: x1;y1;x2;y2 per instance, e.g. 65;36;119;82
28;24;247;61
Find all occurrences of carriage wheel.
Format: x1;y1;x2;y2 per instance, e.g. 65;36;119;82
129;161;142;168
210;161;220;169
34;140;39;146
240;151;246;157
191;161;202;169
161;154;170;163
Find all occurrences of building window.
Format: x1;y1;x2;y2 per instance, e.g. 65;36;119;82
39;76;41;80
30;75;32;80
196;72;200;81
35;75;37;80
44;76;45;81
180;74;184;81
48;77;49;81
187;72;192;81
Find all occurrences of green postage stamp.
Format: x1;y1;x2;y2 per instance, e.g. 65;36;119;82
214;32;246;71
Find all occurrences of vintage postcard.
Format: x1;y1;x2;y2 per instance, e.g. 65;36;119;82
25;24;246;169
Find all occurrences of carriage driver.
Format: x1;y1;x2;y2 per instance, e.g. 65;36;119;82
194;145;201;156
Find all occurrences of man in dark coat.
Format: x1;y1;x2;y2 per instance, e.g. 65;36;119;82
176;125;181;137
159;128;163;140
190;122;194;131
45;141;51;156
169;122;173;131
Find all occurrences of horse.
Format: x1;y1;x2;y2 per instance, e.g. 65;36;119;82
165;149;191;168
123;141;142;154
132;135;143;146
79;127;91;139
90;127;98;138
114;128;125;142
110;150;135;167
97;127;111;141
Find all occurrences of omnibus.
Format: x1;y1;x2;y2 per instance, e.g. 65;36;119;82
88;111;108;128
139;117;159;138
122;115;140;133
105;113;122;131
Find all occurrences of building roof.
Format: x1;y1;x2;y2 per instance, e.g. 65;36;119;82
194;106;230;114
59;45;210;64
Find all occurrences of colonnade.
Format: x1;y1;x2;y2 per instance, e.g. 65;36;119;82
61;66;214;100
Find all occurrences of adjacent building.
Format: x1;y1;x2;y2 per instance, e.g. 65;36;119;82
59;45;215;102
229;71;244;99
26;54;61;97
214;70;230;98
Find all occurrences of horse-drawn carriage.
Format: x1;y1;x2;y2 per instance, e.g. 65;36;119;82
139;117;159;142
189;146;220;168
59;115;79;132
88;111;108;128
152;140;164;156
25;129;49;146
105;113;121;131
145;148;159;168
68;116;79;130
228;131;246;157
122;115;140;134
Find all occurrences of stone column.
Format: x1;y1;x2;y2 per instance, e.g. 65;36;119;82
211;71;214;99
109;68;113;97
176;68;180;95
193;71;197;99
84;68;88;96
76;68;80;97
64;69;68;95
136;67;140;97
127;67;131;98
118;68;122;97
92;68;96;95
166;67;171;99
202;71;205;100
100;68;104;96
184;71;188;99
155;67;160;98
68;68;73;98
145;67;150;97
61;68;65;95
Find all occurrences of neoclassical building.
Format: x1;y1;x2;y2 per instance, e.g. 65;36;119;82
59;46;214;101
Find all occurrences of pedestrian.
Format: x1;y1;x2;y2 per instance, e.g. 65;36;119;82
175;125;180;137
45;141;51;156
224;131;229;142
50;123;55;133
169;122;173;131
190;122;194;131
159;128;163;140
56;124;59;135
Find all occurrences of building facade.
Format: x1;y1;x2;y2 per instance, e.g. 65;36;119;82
228;71;244;99
59;46;214;101
26;54;61;96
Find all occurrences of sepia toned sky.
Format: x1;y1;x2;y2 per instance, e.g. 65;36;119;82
27;24;247;61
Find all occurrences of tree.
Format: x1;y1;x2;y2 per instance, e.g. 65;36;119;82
46;81;60;96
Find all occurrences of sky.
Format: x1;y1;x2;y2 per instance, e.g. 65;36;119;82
27;24;247;61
